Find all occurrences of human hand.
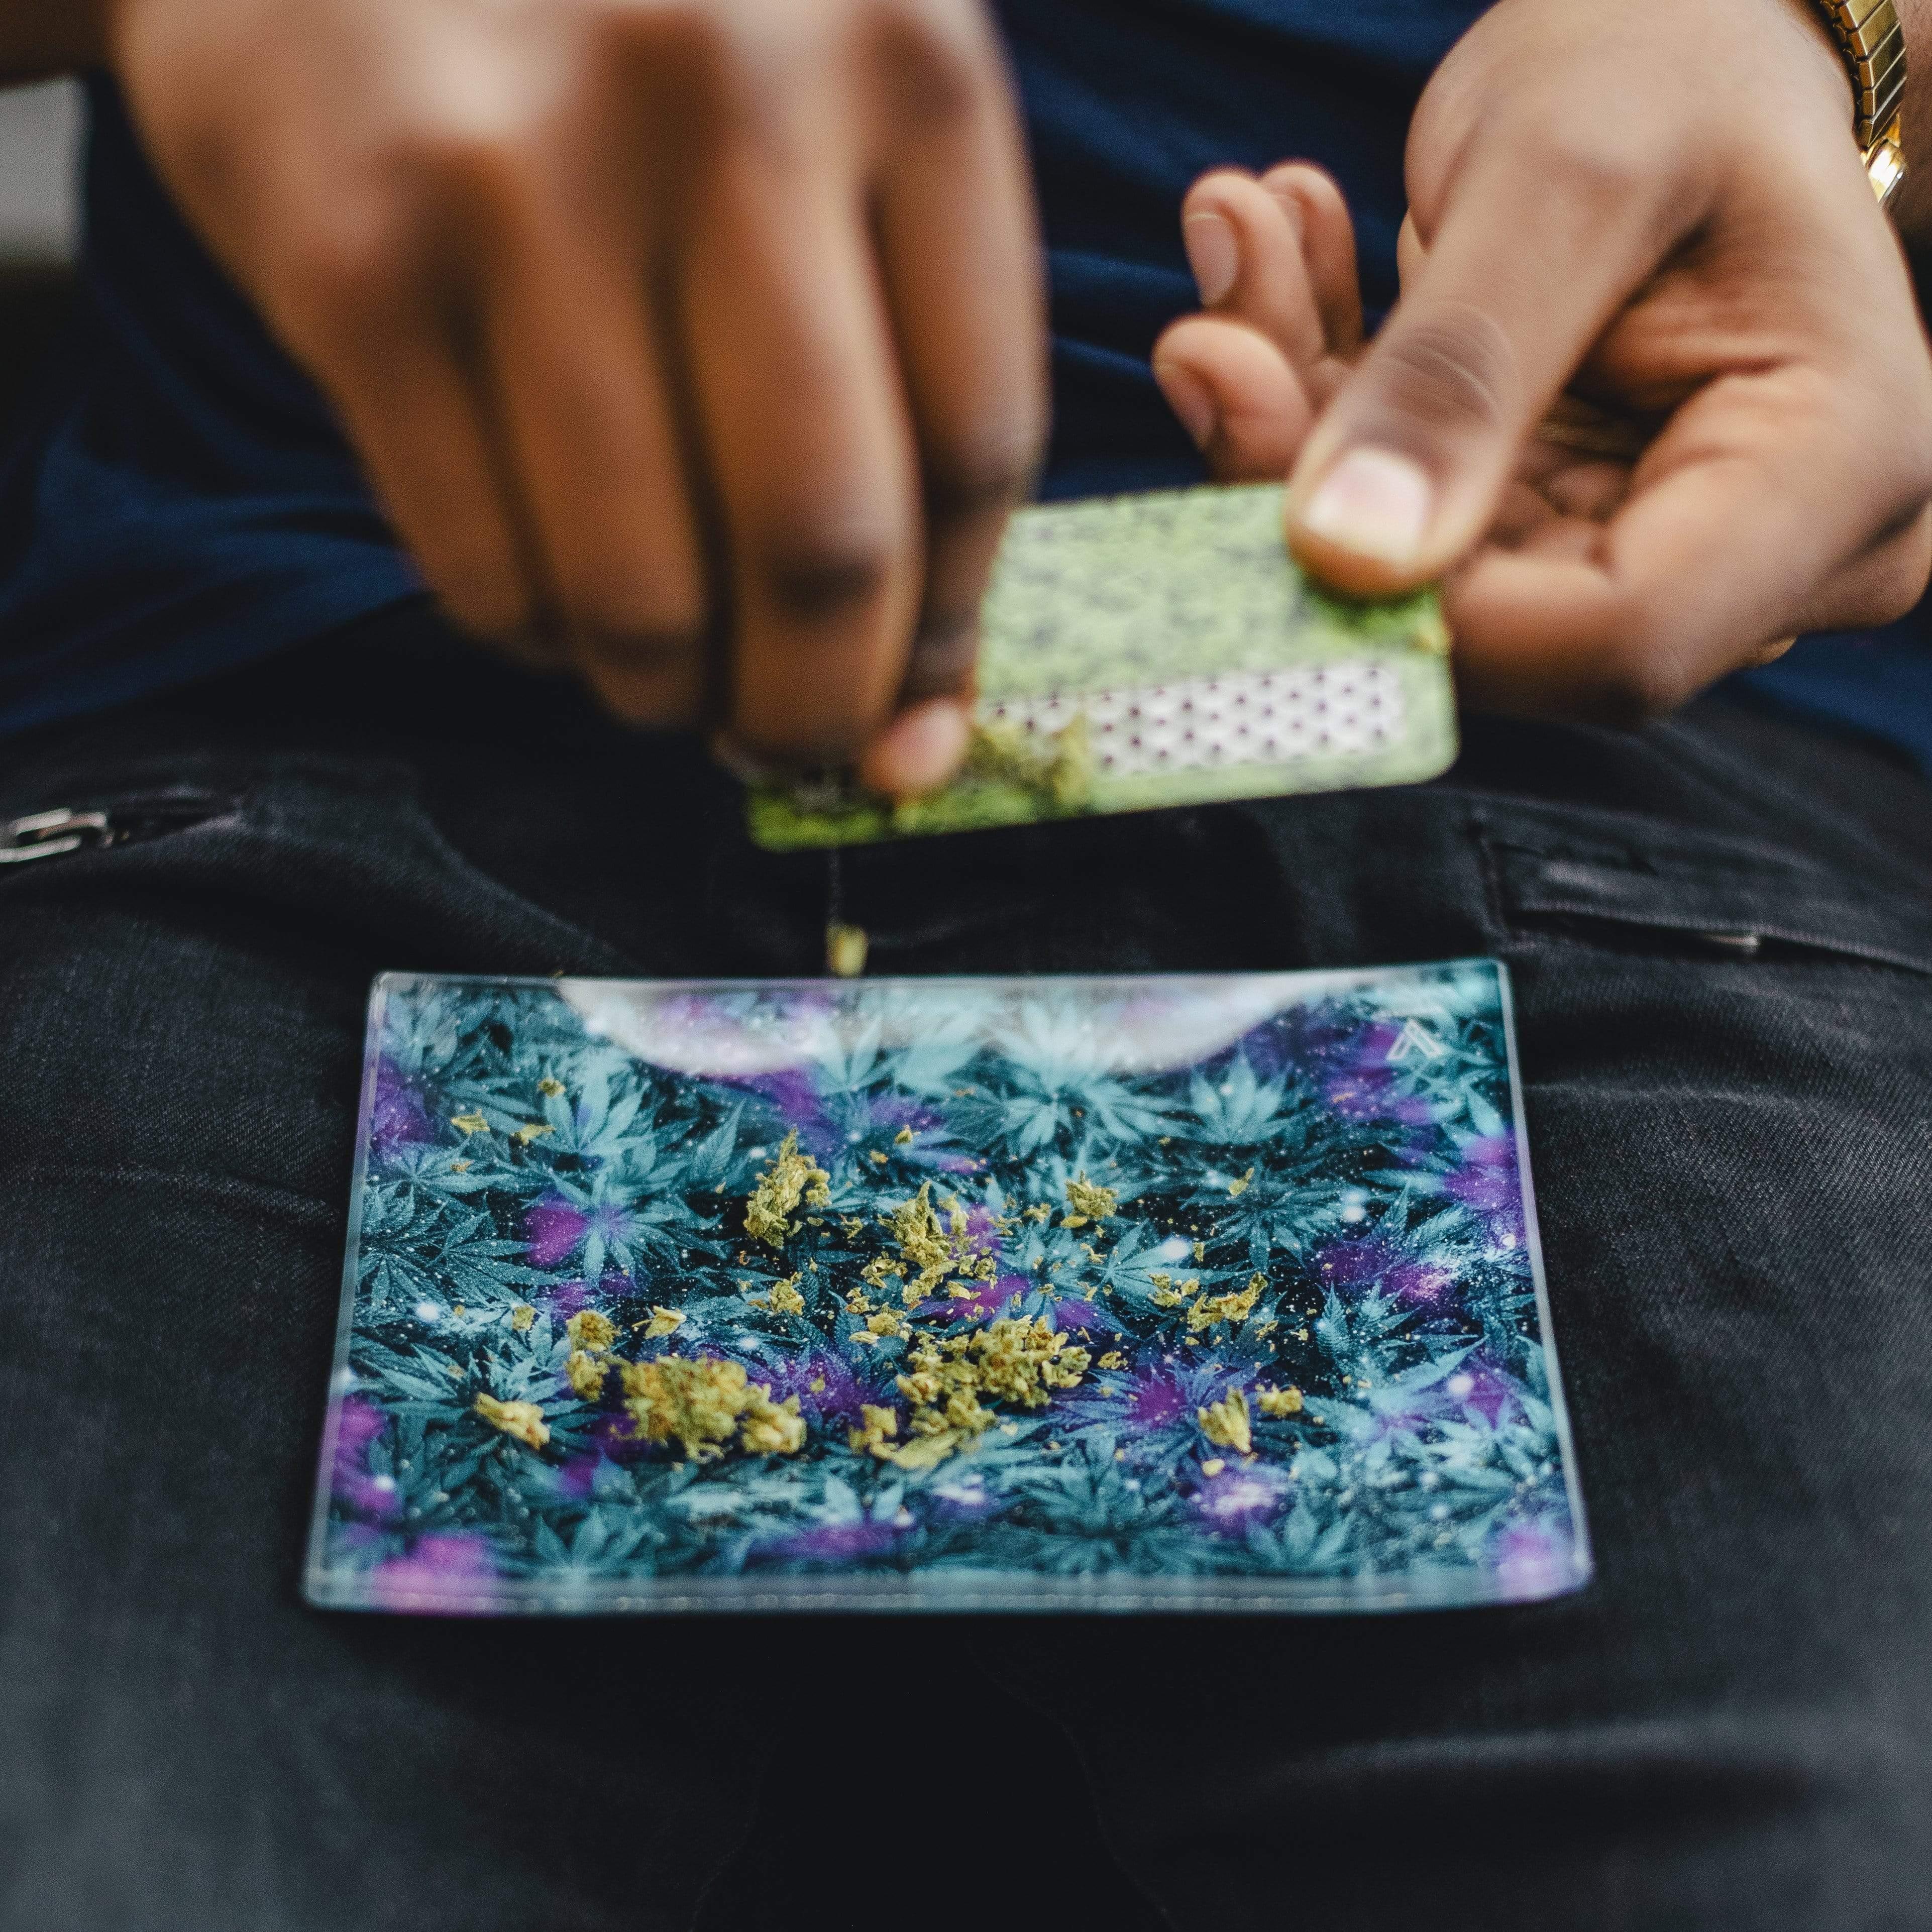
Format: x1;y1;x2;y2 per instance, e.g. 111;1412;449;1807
104;0;1046;792
1153;0;1932;721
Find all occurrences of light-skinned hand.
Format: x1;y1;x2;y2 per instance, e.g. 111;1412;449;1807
1153;0;1932;721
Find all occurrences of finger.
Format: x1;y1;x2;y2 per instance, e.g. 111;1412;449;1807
1445;379;1921;719
677;146;921;767
1180;169;1327;369
478;200;709;723
867;16;1045;748
1285;142;1675;596
1259;162;1362;354
1786;500;1932;635
1152;313;1315;481
856;695;973;797
303;298;543;648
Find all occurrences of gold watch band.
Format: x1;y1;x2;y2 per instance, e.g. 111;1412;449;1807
1811;0;1909;206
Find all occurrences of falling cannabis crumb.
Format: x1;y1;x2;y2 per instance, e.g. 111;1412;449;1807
1151;1276;1200;1309
1257;1384;1305;1418
450;1159;471;1173
1098;1350;1126;1370
641;1306;685;1339
1062;1174;1118;1227
565;1309;618;1353
1228;1167;1254;1197
450;1111;489;1134
566;1350;608;1400
511;1122;553;1144
474;1392;550;1450
1197;1388;1252;1454
826;923;869;978
869;1149;889;1165
894;1125;914;1145
744;1131;831;1247
1201;1458;1226;1478
1192;1241;1206;1264
620;1354;802;1460
1022;1204;1052;1224
537;1077;566;1097
509;1303;536;1332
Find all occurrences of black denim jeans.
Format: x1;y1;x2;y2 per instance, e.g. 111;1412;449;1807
4;603;1931;1932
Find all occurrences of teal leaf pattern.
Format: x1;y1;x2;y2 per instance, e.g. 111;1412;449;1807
305;962;1588;1612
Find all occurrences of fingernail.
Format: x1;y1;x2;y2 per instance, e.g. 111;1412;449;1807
1297;448;1433;566
1154;358;1217;449
1183;209;1239;306
864;699;971;799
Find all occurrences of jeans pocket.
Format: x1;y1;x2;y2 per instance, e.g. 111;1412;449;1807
1480;802;1932;978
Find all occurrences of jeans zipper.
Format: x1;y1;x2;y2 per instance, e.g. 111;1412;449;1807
0;793;237;866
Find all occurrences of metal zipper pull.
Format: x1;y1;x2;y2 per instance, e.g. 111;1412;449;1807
0;808;113;865
0;794;236;866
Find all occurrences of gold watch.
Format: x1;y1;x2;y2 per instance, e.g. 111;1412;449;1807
1810;0;1909;207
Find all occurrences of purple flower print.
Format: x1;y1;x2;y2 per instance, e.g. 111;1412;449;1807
759;1518;909;1565
546;1278;595;1319
725;1069;843;1162
1192;1462;1290;1532
1125;1367;1191;1430
754;1347;868;1426
553;1454;602;1500
915;1275;1027;1326
960;1204;1003;1256
369;1533;496;1609
1041;1296;1110;1334
1442;1357;1520;1426
1443;1134;1526;1247
1491;1519;1576;1600
369;1060;436;1161
524;1198;637;1270
331;1394;400;1520
1316;1021;1437;1129
1312;1235;1457;1310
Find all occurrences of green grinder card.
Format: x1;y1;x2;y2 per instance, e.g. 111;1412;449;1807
744;481;1457;850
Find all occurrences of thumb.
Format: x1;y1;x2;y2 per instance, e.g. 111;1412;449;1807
1284;154;1666;596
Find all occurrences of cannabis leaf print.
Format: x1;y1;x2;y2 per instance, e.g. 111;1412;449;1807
306;963;1588;1612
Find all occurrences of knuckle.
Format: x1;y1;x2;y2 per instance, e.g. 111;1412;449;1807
752;532;897;628
599;2;744;95
278;203;417;335
1591;622;1694;723
862;0;998;125
924;421;1040;525
557;545;709;652
577;629;708;726
1367;302;1519;442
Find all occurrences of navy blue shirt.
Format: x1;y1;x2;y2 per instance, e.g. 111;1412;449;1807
1;2;1927;764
